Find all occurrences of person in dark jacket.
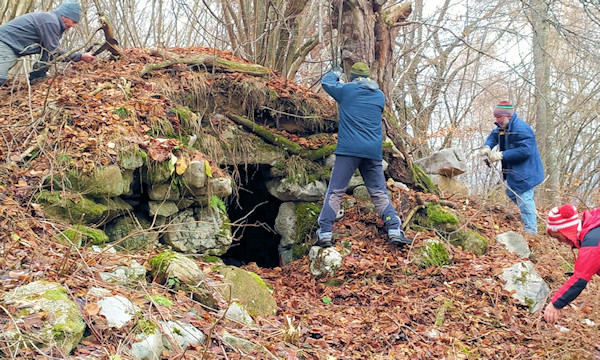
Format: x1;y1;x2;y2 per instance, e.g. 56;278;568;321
544;204;600;323
477;101;544;234
0;1;96;86
314;62;411;248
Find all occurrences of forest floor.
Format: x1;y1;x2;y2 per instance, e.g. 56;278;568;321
0;48;598;359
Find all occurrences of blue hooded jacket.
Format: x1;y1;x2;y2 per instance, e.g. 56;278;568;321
321;71;385;161
0;11;82;61
484;112;545;195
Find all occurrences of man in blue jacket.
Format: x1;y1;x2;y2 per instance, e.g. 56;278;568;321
315;62;412;248
0;1;96;86
478;101;545;234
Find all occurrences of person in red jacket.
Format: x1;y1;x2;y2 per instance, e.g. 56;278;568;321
544;204;600;322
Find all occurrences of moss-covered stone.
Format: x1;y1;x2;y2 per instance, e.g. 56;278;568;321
149;251;179;274
413;203;459;233
55;225;109;247
35;190;108;224
119;144;146;170
2;281;85;355
215;266;277;316
449;230;488;256
295;202;321;244
143;160;173;184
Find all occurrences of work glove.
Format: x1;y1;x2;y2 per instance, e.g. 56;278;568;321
488;150;503;162
475;146;491;158
331;66;343;78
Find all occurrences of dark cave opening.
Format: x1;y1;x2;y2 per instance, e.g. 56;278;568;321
222;165;282;268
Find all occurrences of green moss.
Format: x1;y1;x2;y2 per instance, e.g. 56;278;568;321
215;58;269;75
147;295;173;306
35;190;108;224
295;202;321;244
411;163;439;194
324;278;344;287
57;153;73;165
268;89;278;101
149;251;178;274
249;271;273;291
291;243;311;260
427;203;458;225
515;270;529;285
449;230;488;256
203;255;223;263
417;241;450;268
56;225;109;246
414;204;459;233
133;318;158;335
113;107;130;119
42;288;68;301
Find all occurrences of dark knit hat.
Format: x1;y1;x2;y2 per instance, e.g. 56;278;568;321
56;1;82;22
493;101;515;118
350;62;370;77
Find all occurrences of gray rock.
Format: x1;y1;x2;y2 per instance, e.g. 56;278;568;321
274;202;297;246
182;161;207;188
105;216;159;251
1;281;85;355
415;147;467;177
148;183;180;201
160;320;206;352
352;185;371;201
309;246;342;277
497;231;531;258
218;302;254;326
266;178;326;201
163;207;232;255
130;332;163;360
98;295;139;328
99;260;147;286
148;201;179;217
500;261;549;313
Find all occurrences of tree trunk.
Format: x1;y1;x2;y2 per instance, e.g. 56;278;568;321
331;0;434;192
530;0;558;206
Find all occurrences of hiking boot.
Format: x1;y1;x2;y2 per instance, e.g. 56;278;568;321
389;231;412;246
315;238;333;248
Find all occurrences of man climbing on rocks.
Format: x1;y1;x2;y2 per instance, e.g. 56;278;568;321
0;1;96;86
314;62;412;248
544;204;600;323
477;101;544;234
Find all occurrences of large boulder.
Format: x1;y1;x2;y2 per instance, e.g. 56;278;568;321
415;147;467;177
105;215;159;251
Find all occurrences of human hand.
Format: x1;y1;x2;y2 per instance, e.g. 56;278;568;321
544;302;561;323
488;150;503;162
81;52;96;62
475;146;491;158
331;66;343;78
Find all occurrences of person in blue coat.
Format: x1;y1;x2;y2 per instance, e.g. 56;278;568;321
478;101;545;234
0;1;96;86
314;62;412;248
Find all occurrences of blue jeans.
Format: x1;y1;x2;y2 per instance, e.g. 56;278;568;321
317;155;401;240
507;187;537;234
0;41;18;83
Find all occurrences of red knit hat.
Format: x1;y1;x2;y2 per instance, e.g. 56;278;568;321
546;204;581;242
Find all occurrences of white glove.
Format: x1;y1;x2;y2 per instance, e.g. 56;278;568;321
488;151;503;162
475;146;491;158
